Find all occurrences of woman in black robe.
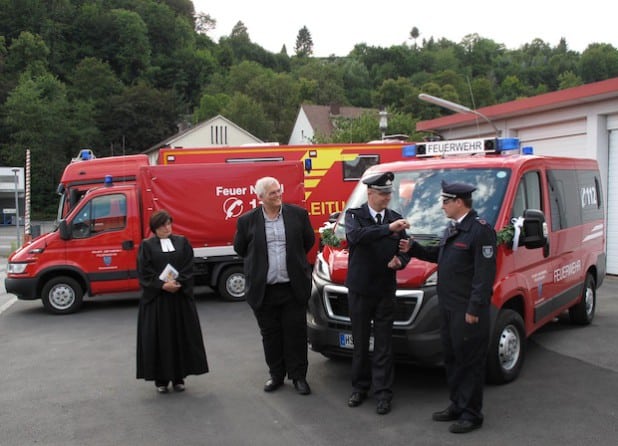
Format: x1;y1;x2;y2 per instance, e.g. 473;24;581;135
136;210;209;393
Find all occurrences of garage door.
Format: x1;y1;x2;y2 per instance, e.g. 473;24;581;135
607;130;618;275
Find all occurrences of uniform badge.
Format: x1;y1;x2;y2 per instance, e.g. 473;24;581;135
482;245;494;258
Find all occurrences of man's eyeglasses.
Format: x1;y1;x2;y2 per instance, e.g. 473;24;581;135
442;198;454;204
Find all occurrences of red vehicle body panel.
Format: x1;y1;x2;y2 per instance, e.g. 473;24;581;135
158;142;410;261
6;161;304;306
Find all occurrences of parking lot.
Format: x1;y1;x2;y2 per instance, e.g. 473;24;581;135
1;264;618;445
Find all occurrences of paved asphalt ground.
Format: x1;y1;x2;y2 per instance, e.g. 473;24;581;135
1;226;618;445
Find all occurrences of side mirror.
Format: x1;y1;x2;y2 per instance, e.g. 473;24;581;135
58;220;71;240
521;209;549;254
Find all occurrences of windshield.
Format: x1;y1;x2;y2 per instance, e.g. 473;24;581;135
334;168;511;240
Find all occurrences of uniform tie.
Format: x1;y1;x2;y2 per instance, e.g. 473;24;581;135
376;213;382;225
447;220;458;237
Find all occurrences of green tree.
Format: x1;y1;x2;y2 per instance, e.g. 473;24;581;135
293;59;346;105
98;82;179;153
194;92;231;122
557;71;583;89
194;12;216;34
109;9;152;83
1;72;76;216
6;31;50;76
68;57;123;103
295;26;313;57
409;27;420;48
222;92;273;140
579;43;618;83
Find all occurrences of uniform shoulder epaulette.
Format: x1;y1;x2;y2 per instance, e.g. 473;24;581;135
475;216;491;227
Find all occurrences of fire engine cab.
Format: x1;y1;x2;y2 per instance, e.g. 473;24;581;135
308;137;606;383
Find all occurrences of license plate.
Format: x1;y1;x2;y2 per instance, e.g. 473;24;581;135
339;332;374;352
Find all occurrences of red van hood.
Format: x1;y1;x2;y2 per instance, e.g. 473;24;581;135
7;230;56;262
324;246;436;287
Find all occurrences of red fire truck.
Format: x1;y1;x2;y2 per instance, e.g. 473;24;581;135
5;161;305;314
308;137;606;383
158;141;409;260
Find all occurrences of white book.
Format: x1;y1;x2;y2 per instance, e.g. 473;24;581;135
159;263;179;282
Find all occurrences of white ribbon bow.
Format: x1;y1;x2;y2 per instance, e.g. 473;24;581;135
510;216;525;251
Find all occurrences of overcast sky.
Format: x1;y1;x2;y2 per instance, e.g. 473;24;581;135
192;0;617;57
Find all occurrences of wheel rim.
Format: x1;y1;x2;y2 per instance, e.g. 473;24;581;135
498;324;521;371
585;285;595;317
49;284;76;310
226;273;245;298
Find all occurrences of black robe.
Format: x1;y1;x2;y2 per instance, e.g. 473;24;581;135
136;234;209;382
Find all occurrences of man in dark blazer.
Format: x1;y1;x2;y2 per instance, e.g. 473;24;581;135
344;171;411;415
403;180;496;433
233;176;315;395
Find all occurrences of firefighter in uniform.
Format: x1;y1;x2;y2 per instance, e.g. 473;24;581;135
344;171;411;415
402;180;496;433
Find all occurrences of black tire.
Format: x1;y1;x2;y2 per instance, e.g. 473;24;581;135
41;276;84;314
569;273;596;325
486;309;526;384
217;266;246;302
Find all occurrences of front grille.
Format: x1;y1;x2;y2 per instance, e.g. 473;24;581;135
323;284;423;326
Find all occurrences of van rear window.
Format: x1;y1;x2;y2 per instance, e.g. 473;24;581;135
547;169;604;230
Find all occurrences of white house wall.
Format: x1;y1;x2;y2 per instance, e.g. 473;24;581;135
288;109;315;145
607;126;618;274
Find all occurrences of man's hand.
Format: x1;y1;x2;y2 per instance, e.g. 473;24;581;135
387;256;402;270
389;219;410;233
465;313;479;324
399;238;410;253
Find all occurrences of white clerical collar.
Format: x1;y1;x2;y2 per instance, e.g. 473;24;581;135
160;238;175;252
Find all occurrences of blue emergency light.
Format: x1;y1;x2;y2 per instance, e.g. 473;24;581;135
79;149;95;160
104;175;113;187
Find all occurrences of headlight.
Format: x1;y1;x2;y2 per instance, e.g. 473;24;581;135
313;253;331;281
424;271;438;287
8;263;28;274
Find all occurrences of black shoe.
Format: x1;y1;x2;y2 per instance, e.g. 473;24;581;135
449;419;483;433
155;384;168;394
263;378;284;392
347;391;367;407
432;406;460;422
293;378;311;395
173;380;185;392
376;399;391;415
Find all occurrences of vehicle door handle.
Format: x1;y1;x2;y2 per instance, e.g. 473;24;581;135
122;240;134;250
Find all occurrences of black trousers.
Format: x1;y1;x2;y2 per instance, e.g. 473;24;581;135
348;291;394;401
253;283;308;380
440;306;489;422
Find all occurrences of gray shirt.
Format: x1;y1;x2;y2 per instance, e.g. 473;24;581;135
263;208;289;284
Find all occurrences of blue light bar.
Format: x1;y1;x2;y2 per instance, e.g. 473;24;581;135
496;138;520;152
402;145;417;157
522;146;534;155
79;149;94;160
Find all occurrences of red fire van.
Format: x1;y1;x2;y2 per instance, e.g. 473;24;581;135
308;137;606;383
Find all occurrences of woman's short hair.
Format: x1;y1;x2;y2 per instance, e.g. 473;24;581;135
149;210;172;233
254;177;280;199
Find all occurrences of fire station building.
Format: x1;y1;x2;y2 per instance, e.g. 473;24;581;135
416;77;618;275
